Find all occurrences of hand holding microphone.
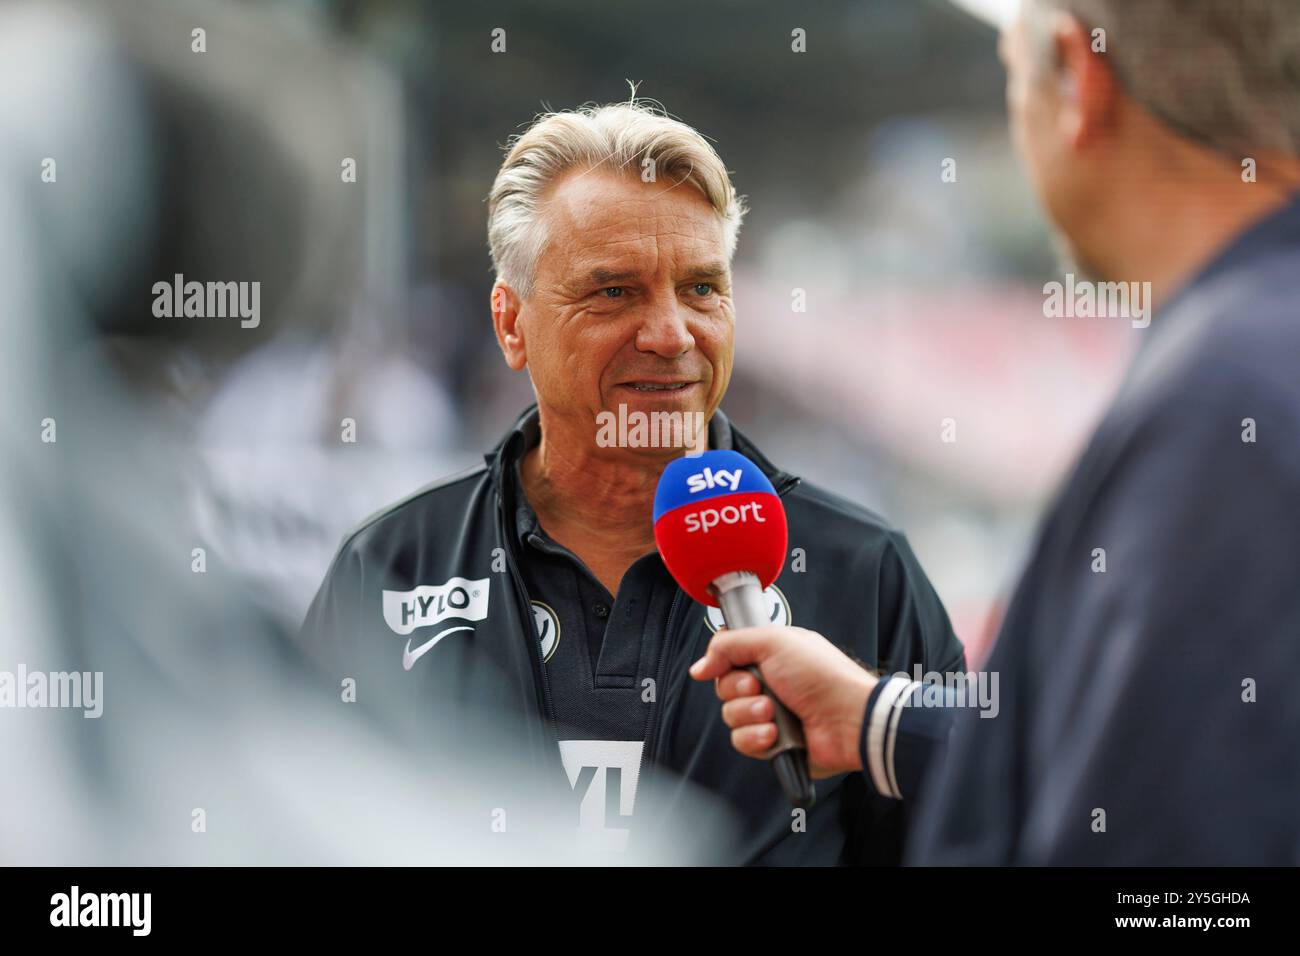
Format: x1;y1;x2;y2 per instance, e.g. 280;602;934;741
688;624;879;781
653;450;818;807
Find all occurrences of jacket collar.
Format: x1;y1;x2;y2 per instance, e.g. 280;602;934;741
1159;191;1300;322
484;404;800;504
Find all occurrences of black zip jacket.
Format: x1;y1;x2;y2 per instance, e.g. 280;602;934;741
301;406;964;864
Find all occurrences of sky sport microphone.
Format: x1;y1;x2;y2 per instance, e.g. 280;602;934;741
653;449;815;808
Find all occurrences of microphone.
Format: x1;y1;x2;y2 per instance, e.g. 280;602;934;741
653;449;815;808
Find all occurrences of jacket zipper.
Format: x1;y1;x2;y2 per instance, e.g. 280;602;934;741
497;502;563;752
637;587;682;796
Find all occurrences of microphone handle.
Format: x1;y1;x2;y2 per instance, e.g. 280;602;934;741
710;571;816;808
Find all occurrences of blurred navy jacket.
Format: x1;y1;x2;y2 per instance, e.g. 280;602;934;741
866;195;1300;864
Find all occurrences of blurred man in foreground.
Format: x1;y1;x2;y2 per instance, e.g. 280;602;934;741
1;0;704;865
303;102;964;863
693;0;1300;863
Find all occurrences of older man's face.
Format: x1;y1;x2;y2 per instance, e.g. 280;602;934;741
517;169;734;453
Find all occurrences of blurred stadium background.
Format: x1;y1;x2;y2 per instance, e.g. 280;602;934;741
3;0;1134;679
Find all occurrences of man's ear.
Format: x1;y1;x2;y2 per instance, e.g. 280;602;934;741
491;282;527;371
1054;14;1121;148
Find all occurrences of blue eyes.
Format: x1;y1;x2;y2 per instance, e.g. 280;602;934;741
598;284;715;299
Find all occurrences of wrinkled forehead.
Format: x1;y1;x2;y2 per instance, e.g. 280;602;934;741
539;169;728;272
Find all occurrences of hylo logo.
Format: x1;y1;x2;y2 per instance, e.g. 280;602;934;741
383;577;490;671
382;577;490;635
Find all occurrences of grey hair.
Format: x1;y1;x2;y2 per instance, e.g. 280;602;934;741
1026;0;1300;156
486;100;747;297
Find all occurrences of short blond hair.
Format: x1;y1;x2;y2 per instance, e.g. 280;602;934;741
487;100;747;296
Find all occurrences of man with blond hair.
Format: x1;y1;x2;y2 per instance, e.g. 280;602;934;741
302;101;965;864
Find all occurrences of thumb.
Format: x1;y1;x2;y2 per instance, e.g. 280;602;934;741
688;626;776;681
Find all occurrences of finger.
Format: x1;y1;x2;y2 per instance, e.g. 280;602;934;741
688;626;778;681
731;722;778;758
721;694;774;729
714;669;762;702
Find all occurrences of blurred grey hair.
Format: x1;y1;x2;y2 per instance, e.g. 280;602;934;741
486;101;747;297
1026;0;1300;156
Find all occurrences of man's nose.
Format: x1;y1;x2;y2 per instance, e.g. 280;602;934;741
634;297;696;358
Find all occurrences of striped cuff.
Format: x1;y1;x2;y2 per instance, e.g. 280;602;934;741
861;676;921;800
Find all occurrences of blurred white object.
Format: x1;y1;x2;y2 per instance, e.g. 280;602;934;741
193;332;466;628
948;0;1019;29
0;0;738;868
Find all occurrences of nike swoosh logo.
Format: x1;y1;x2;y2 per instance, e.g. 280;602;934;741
402;626;474;671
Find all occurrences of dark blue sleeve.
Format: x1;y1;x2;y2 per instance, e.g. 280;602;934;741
910;362;1300;864
859;677;958;802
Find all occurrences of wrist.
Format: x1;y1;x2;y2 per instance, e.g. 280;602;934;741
841;668;878;772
